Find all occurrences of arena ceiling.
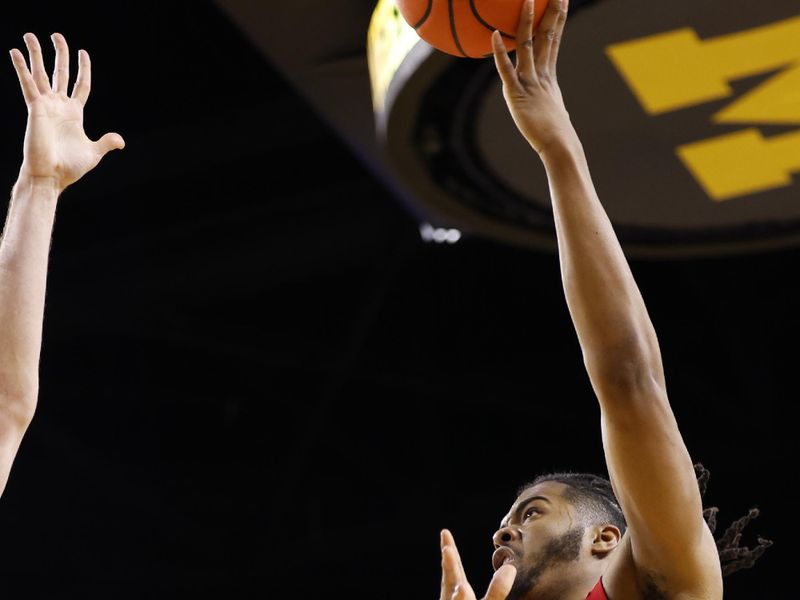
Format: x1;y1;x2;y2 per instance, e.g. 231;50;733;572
217;0;800;256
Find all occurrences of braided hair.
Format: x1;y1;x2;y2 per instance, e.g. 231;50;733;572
522;465;771;576
694;463;772;576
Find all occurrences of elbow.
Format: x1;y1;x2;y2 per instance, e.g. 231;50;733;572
588;359;672;428
0;396;37;433
584;340;666;402
0;383;39;432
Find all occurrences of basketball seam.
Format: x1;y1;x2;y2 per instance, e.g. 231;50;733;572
448;0;469;57
469;0;515;39
412;0;433;29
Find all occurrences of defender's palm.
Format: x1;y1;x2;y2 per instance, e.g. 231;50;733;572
11;32;124;191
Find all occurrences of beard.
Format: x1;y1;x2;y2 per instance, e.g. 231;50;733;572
505;527;584;600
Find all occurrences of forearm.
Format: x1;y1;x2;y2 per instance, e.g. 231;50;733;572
540;132;663;387
0;174;59;419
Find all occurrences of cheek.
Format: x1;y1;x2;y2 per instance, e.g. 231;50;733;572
522;521;561;550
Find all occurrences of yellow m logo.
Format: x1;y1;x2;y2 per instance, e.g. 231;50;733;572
607;17;800;201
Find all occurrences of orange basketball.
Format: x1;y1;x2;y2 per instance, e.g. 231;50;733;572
397;0;550;58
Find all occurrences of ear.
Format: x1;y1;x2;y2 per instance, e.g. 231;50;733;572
589;524;621;558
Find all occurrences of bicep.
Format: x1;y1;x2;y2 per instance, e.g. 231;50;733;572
596;376;722;592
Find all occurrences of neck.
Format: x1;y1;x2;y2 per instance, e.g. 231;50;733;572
523;559;605;600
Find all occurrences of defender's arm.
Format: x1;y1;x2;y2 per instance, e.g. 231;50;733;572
0;33;123;495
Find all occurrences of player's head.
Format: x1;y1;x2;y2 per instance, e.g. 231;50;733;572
492;472;625;600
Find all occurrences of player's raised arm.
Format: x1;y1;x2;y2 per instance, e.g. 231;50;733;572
0;33;124;495
491;1;721;597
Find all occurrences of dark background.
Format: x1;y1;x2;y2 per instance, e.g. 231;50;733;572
0;1;794;598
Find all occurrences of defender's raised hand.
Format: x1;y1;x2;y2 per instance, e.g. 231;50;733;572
491;0;573;155
9;33;124;192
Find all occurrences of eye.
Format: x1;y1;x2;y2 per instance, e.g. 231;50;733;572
523;506;540;520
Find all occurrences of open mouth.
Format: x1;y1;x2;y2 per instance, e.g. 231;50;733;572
491;546;516;572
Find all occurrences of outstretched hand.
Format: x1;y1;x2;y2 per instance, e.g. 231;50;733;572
10;32;124;192
491;0;573;155
440;530;516;600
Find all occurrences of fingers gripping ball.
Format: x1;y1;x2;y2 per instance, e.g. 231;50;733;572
397;0;550;58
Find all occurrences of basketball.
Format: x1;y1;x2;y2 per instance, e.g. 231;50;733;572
397;0;550;58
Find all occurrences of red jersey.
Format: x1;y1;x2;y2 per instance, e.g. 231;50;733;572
586;579;608;600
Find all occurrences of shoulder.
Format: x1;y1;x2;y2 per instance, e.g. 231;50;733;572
601;530;723;600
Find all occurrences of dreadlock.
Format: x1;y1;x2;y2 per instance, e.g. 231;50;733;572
694;463;772;576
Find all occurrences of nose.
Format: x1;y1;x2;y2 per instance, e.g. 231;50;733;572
492;526;520;548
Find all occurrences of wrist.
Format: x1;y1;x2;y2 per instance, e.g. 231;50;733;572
14;171;62;199
538;130;584;165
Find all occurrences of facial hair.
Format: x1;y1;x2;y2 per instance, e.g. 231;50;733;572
505;527;584;600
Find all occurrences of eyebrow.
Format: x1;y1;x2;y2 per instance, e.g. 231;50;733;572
501;495;552;529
